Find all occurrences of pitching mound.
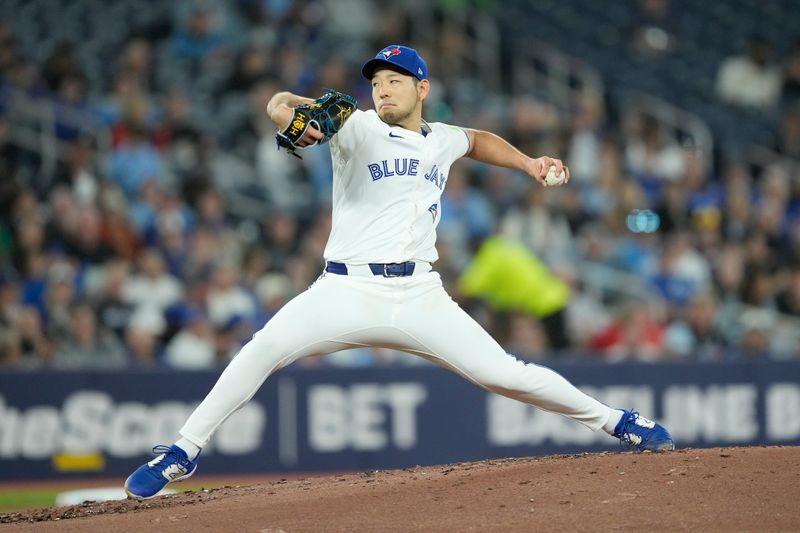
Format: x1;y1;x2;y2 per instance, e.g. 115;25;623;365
2;446;797;532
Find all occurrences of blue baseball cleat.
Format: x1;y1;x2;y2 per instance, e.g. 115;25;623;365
613;410;675;452
124;444;200;500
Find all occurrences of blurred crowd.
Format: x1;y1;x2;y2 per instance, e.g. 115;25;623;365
0;0;799;372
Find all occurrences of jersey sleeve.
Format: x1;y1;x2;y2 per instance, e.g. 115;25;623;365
330;108;367;159
442;123;471;163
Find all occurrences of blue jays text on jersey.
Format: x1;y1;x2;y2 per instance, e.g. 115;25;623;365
366;158;447;191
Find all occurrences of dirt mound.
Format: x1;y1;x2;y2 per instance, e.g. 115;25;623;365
2;446;797;532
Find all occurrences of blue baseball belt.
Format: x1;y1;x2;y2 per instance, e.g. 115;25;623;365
325;261;421;277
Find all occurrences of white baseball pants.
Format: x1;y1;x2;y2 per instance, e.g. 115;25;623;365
179;268;613;446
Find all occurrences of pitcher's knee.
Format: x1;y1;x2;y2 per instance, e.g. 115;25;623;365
237;331;295;367
464;361;518;388
463;354;542;391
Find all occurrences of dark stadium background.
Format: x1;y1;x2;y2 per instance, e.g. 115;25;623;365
0;0;798;506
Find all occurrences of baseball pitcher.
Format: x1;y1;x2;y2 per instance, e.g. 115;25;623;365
124;45;673;500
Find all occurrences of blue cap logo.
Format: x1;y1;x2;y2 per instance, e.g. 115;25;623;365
381;47;402;59
362;45;428;81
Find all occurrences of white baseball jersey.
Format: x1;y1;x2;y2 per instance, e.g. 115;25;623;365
325;109;470;264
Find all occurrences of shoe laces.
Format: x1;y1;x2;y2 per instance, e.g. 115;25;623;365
150;445;191;469
616;410;646;450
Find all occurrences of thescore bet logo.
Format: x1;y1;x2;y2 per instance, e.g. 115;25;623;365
0;392;265;459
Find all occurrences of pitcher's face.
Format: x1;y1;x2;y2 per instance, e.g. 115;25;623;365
371;68;425;126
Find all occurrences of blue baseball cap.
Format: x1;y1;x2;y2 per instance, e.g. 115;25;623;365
362;45;428;81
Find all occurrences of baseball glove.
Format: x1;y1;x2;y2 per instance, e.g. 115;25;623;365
275;89;357;158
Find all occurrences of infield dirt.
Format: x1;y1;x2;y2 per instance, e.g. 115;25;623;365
1;446;798;532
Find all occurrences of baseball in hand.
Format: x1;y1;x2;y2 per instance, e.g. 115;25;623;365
543;165;567;186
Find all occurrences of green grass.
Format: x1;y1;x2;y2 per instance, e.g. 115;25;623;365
0;481;234;514
0;490;59;514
